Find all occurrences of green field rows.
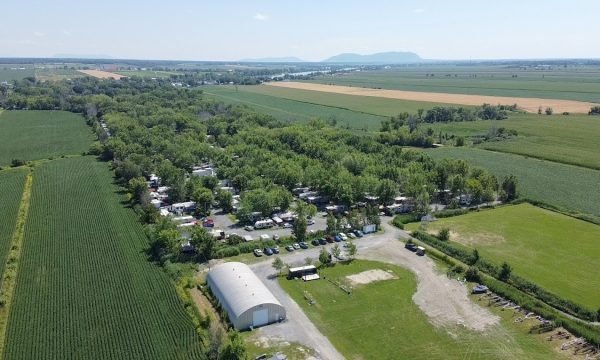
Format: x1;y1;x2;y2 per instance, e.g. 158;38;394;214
204;86;388;130
0;68;35;82
406;203;600;309
280;260;561;359
307;66;600;103
425;147;600;217
0;169;28;280
425;113;600;169
0;111;93;166
4;157;204;359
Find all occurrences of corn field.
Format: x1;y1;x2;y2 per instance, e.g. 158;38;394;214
4;157;204;359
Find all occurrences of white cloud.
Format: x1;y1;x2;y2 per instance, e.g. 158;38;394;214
33;31;46;37
253;13;269;21
62;30;72;37
414;8;425;14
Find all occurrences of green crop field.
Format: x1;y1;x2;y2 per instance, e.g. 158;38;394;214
405;203;600;309
34;68;84;82
425;113;600;169
238;84;448;116
307;66;600;103
204;86;387;130
425;147;600;217
115;70;181;78
4;157;204;359
0;111;93;166
280;260;562;359
0;68;35;82
0;169;28;279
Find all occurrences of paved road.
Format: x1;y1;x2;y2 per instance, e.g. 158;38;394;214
246;218;500;358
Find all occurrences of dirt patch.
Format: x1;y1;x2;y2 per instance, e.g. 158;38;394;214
266;82;598;114
78;69;126;79
345;269;397;285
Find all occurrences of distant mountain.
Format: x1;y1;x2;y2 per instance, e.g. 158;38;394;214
238;56;305;63
53;54;114;59
323;51;422;64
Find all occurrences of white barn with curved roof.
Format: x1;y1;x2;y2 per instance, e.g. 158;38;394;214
207;262;285;330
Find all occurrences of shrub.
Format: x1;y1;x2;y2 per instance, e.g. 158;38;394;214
438;228;450;241
465;266;480;282
11;159;26;167
545;107;553;115
434;208;469;218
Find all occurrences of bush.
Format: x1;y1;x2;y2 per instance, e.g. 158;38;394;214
545;107;553;115
465;267;480;282
11;159;26;167
215;247;240;258
434;208;469;218
438;228;450;241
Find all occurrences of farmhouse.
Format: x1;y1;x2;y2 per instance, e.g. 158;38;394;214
207;262;285;330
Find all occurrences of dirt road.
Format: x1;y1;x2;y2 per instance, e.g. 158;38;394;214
247;219;499;358
78;69;125;79
266;81;597;114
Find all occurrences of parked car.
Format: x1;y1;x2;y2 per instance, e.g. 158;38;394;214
325;235;334;243
405;243;417;252
354;230;364;237
244;225;254;231
293;243;301;250
338;233;348;240
273;234;280;241
272;246;280;254
286;245;294;252
307;219;315;225
319;238;328;245
283;223;293;228
311;239;320;246
253;249;263;257
263;247;274;256
299;242;309;249
334;235;342;242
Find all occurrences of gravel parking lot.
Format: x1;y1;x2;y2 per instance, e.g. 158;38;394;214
245;218;499;358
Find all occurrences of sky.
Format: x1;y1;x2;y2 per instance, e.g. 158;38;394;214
1;0;599;61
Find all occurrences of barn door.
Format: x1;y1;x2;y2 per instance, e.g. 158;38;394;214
252;309;268;327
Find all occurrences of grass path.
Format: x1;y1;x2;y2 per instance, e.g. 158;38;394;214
0;171;33;357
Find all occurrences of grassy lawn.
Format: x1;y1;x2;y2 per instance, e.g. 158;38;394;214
307;66;600;102
0;68;35;82
426;113;600;169
0;110;93;166
405;203;600;309
425;147;600;218
279;260;562;359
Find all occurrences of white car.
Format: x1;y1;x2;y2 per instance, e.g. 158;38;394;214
283;223;293;228
347;232;356;239
338;233;348;240
292;243;301;250
307;219;315;225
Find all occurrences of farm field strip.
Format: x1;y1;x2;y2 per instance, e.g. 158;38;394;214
426;114;600;170
231;84;448;117
204;86;387;130
0;171;32;358
78;69;126;79
424;147;600;218
267;81;598;113
405;203;600;309
308;67;600;102
279;260;563;359
0;111;93;166
0;170;28;280
4;157;204;359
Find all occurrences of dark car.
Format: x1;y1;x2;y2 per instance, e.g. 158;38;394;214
353;230;364;238
299;242;309;249
311;239;320;246
263;247;274;256
319;238;327;245
325;235;334;243
405;243;417;252
272;246;280;254
334;235;342;242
